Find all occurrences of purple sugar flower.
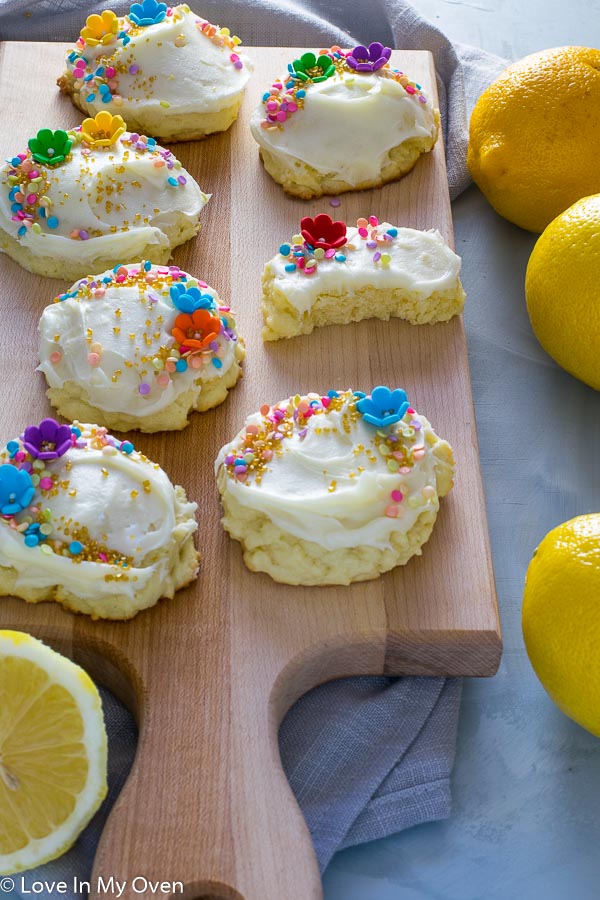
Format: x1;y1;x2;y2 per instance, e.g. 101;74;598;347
346;42;392;73
23;418;72;460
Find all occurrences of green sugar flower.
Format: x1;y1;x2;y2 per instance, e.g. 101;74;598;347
28;129;73;166
291;51;336;83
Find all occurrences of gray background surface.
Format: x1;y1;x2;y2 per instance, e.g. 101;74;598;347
324;2;600;897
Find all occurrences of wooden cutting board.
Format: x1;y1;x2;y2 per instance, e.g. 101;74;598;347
0;43;500;900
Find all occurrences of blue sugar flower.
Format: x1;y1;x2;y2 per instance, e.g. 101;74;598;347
128;0;167;27
356;386;410;428
0;465;35;516
169;283;216;313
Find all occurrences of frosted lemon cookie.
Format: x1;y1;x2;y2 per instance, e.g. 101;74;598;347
251;44;439;199
216;387;454;585
0;420;198;619
0;115;209;280
39;263;244;433
57;3;252;142
262;214;465;340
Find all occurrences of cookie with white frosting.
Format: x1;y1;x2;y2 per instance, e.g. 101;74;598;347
250;44;439;199
0;115;209;280
262;214;465;340
0;420;199;619
39;263;244;433
216;388;454;585
58;3;252;141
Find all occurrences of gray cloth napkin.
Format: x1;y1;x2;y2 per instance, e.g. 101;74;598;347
0;0;506;889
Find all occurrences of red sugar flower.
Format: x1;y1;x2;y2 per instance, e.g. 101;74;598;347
300;214;347;251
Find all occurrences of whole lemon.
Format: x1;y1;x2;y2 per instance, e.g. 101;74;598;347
523;515;600;735
525;194;600;390
468;46;600;232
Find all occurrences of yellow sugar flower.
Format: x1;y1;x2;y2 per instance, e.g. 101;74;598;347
81;111;126;148
80;9;119;47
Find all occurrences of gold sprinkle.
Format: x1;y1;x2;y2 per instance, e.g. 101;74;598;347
142;480;151;493
101;467;109;477
131;490;138;499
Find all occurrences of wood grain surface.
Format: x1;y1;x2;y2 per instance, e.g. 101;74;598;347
0;44;501;900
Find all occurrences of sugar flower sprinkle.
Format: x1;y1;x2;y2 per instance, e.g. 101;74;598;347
28;129;72;167
170;283;216;313
172;309;221;352
356;387;410;428
23;418;73;460
128;0;167;27
291;51;336;83
0;466;35;516
300;214;347;251
80;9;119;46
346;42;392;72
80;111;126;148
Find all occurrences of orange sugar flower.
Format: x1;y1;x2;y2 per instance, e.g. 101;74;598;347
80;111;126;148
80;9;119;46
172;309;221;351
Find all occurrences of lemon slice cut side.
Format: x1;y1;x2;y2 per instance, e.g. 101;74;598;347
0;631;107;874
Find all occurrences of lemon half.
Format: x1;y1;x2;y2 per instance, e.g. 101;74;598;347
0;631;107;874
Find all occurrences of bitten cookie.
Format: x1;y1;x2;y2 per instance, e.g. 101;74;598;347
250;44;439;199
262;214;465;340
57;3;252;142
39;263;244;433
0;420;199;619
0;115;209;280
216;387;454;585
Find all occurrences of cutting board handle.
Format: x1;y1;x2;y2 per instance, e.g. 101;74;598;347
86;629;382;900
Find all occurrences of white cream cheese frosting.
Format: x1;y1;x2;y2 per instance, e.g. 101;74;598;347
0;422;197;605
38;263;241;418
0;120;208;268
251;48;437;185
216;388;453;552
60;4;252;121
266;216;463;315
